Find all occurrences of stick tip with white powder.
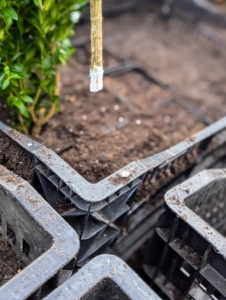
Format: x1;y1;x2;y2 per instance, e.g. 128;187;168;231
90;66;103;93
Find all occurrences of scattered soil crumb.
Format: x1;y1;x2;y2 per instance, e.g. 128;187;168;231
108;173;132;186
186;136;196;143
182;214;187;220
8;129;27;142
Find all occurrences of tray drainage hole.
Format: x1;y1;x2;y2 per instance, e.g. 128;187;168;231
180;261;191;278
22;239;30;257
211;289;222;300
6;222;16;245
199;278;209;291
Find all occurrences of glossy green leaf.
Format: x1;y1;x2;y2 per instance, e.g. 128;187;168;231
44;0;55;11
10;79;19;87
0;29;4;40
4;65;10;75
15;101;30;118
11;73;23;79
2;79;10;90
0;0;6;7
2;7;18;20
20;95;33;103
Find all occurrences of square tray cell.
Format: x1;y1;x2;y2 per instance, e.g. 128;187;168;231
144;169;226;299
45;254;161;300
0;166;79;300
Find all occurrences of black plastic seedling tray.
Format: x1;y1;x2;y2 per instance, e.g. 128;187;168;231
1;117;226;266
143;169;226;300
45;254;161;300
0;166;79;300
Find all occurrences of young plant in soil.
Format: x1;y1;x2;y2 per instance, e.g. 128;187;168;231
0;0;87;135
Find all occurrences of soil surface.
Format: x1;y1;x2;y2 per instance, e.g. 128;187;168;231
0;131;34;183
0;236;24;287
1;8;226;185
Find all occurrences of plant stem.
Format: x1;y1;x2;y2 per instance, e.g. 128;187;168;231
29;84;42;122
32;67;60;136
18;112;28;135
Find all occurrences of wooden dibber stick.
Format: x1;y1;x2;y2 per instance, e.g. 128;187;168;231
90;0;103;92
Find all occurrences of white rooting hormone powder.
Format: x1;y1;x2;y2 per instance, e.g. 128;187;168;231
90;66;104;93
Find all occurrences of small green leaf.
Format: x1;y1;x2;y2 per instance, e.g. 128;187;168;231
17;14;23;35
44;0;55;11
2;7;18;21
0;29;4;40
10;79;19;87
12;52;23;61
62;38;72;48
11;64;27;77
43;56;52;69
14;100;30;118
11;73;23;79
2;79;10;90
33;0;43;9
3;15;13;29
25;48;36;60
0;73;6;85
52;95;61;102
0;0;6;7
20;95;33;103
4;65;10;75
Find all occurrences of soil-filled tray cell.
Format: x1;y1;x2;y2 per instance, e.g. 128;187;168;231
40;65;204;183
0;237;24;287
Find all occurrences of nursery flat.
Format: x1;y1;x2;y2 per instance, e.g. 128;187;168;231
1;10;226;184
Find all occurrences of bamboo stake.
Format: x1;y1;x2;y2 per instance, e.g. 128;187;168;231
90;0;103;92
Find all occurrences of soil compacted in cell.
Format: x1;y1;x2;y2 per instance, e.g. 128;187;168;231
0;236;24;287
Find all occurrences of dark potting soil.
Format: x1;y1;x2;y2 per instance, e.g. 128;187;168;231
39;58;204;183
0;131;34;183
54;197;74;215
0;236;24;287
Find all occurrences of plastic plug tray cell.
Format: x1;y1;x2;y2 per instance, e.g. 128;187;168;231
45;254;161;300
0;166;79;300
2;117;226;265
143;169;226;300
